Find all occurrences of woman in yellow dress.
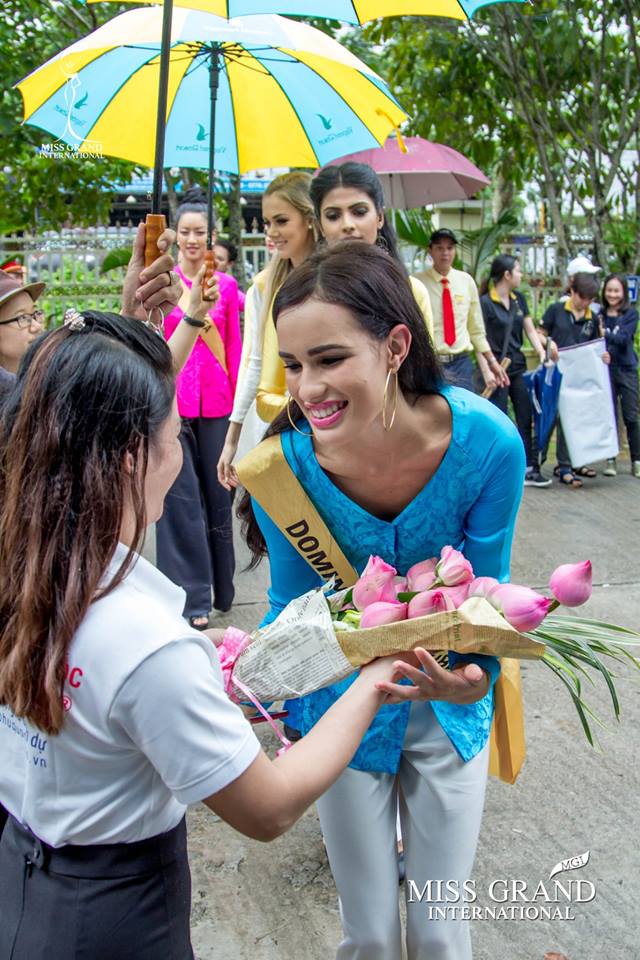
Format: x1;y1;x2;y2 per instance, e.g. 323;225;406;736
217;172;318;488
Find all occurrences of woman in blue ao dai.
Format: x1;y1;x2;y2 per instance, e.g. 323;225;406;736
239;242;525;960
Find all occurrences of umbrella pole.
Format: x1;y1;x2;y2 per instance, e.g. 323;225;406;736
203;45;221;299
145;0;174;267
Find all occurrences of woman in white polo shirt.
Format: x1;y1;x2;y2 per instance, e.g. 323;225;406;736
0;310;402;960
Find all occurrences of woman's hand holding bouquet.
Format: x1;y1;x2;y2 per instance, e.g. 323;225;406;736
374;647;490;706
217;545;640;748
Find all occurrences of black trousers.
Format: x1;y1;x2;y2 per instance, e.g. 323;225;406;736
610;365;640;462
156;416;235;617
0;816;193;960
490;368;538;469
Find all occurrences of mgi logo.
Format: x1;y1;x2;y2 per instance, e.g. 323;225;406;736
407;851;596;921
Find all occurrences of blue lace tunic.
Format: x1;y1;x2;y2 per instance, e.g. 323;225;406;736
252;384;525;774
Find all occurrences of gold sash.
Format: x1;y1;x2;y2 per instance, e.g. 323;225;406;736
237;434;526;784
178;287;227;374
200;320;228;375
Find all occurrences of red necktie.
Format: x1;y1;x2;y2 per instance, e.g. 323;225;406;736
441;277;456;346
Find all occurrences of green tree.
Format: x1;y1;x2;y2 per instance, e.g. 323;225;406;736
0;0;143;232
367;0;640;270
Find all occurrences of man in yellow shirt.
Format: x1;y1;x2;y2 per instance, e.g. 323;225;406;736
418;229;509;392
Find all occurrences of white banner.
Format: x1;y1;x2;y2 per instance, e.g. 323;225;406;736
557;338;618;466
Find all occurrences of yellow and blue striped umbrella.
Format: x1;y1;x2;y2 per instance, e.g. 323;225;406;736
16;7;407;174
88;0;525;24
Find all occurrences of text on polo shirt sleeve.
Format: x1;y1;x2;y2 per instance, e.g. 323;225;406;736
110;636;261;805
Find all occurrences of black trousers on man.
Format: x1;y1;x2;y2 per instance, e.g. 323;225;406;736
156;417;235;618
491;368;538;470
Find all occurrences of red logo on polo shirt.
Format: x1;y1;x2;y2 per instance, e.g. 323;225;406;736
63;695;72;712
64;663;83;689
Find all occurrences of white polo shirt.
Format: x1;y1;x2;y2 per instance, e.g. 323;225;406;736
0;545;260;847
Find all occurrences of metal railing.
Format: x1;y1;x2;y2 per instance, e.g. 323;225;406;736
1;227;269;326
1;227;609;325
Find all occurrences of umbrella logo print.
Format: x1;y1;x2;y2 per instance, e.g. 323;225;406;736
41;62;101;159
196;123;208;142
317;113;333;131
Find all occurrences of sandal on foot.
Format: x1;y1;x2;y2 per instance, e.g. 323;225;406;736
574;466;597;478
559;471;583;488
189;615;209;631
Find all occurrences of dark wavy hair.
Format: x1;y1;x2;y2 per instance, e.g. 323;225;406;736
310;162;405;270
601;273;630;312
238;241;442;566
0;312;175;734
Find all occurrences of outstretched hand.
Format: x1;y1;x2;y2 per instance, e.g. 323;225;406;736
373;647;489;705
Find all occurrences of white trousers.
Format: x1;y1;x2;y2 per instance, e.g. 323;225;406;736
316;702;489;960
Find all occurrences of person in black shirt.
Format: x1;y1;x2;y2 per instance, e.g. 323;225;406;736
600;273;639;478
540;272;608;488
480;255;550;486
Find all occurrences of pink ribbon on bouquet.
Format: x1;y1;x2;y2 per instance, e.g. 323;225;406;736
217;626;292;756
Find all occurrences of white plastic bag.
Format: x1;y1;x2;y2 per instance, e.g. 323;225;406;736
557;339;618;466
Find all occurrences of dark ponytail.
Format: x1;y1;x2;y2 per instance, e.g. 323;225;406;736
238;241;442;566
479;254;519;297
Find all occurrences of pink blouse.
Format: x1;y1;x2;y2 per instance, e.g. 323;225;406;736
164;266;242;419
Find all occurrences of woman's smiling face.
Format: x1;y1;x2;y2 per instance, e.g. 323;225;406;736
262;193;314;267
277;297;397;441
177;211;208;266
603;277;625;311
319;187;383;247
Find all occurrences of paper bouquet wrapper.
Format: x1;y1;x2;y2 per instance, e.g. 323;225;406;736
231;587;546;703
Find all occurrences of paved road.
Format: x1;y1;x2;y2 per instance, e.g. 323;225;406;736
147;464;640;960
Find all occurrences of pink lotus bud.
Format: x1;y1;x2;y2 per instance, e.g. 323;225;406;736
406;558;438;592
360;555;397;579
393;576;408;597
492;584;553;632
439;583;470;607
549;560;592;607
435;546;474;586
359;601;408;629
353;556;398;610
353;574;398;610
467;577;501;601
408;589;457;618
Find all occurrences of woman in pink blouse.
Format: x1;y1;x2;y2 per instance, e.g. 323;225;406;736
156;190;241;627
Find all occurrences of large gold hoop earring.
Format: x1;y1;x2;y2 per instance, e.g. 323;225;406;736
287;396;313;436
382;369;398;432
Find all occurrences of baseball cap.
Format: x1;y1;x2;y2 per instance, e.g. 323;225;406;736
567;256;601;277
429;228;458;246
0;273;46;312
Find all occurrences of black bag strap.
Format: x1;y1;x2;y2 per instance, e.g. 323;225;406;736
498;296;518;361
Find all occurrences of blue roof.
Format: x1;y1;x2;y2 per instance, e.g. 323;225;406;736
114;172;273;195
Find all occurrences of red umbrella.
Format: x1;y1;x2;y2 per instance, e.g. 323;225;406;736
325;135;490;209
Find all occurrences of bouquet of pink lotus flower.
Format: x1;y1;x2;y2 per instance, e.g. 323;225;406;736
328;549;640;744
219;547;640;745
